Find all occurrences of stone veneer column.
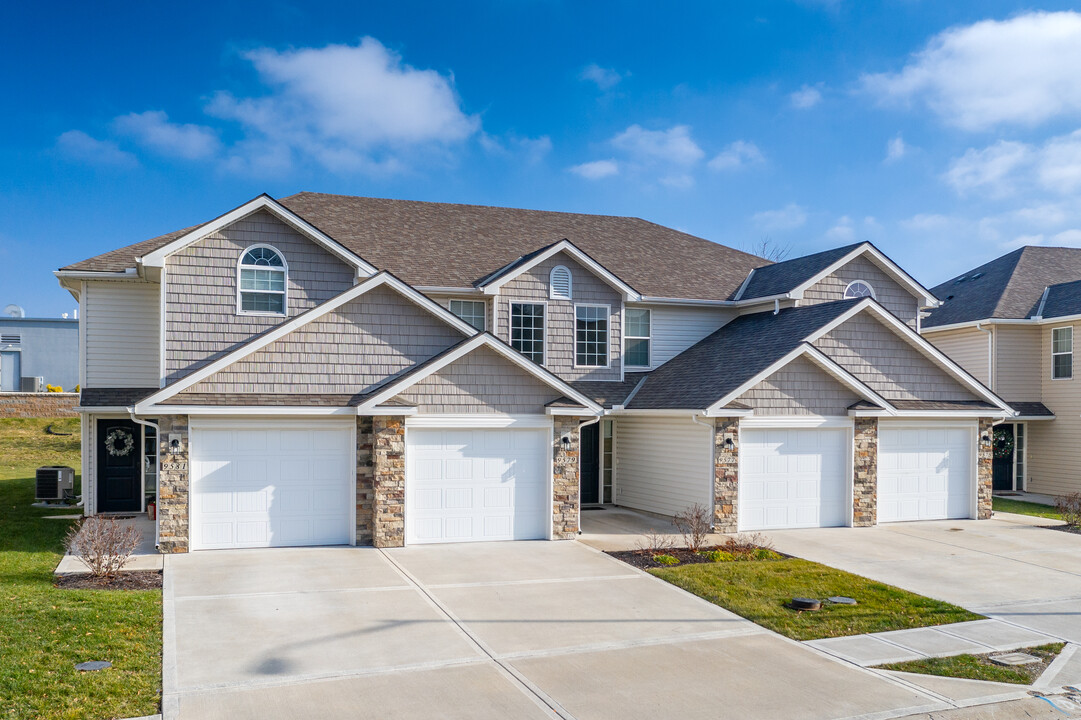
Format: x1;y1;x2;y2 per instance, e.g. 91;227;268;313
372;416;406;548
157;415;189;553
978;419;993;520
552;418;581;539
713;418;739;533
853;418;878;527
356;416;375;545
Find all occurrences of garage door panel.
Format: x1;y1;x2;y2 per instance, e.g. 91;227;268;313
878;424;973;523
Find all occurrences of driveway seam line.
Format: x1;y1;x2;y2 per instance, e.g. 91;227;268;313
173;585;412;601
377;549;574;720
424;574;641;589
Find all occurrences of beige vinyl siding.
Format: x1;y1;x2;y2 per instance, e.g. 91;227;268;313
736;356;859;415
1027;321;1081;495
629;303;735;369
813;313;979;402
393;346;562;413
802;255;920;328
994;325;1041;399
497;252;622;381
923;327;990;387
613;416;713;517
183;284;465;395
84;280;160;387
165;209;355;383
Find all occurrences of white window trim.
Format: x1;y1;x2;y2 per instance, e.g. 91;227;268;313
447;298;487;331
624;307;651;369
843;279;876;300
574;303;611;369
1052;325;1073;380
236;244;289;317
550;265;573;301
509;300;547;366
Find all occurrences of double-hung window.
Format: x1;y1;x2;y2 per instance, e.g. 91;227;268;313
511;303;545;363
624;308;650;367
448;300;485;330
1053;326;1073;380
575;305;609;367
238;246;287;315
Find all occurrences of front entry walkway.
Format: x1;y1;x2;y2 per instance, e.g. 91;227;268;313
163;541;942;720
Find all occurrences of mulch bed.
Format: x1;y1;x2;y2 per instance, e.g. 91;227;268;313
608;546;781;570
1044;524;1081;535
55;570;162;591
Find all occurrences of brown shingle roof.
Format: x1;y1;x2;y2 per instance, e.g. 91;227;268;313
61;192;770;302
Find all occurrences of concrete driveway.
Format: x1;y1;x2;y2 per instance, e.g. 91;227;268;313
163;541;942;720
766;513;1081;644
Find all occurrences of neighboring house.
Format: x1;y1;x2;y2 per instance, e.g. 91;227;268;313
0;315;79;391
55;193;1012;553
921;247;1081;498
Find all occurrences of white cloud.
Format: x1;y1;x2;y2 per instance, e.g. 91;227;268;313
112;110;220;160
790;84;823;109
569;159;619;180
885;134;906;163
943;140;1033;197
55;130;137;168
580;63;625;91
1038;129;1081;195
659;174;694;189
610;124;704;166
862;11;1081;130
825;216;856;242
1053;229;1081;245
708;140;764;171
752;203;808;231
480;133;552;164
207;37;479;172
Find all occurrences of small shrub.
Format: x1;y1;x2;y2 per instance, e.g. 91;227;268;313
674;503;712;553
1055;493;1081;528
64;516;141;578
636;528;676;555
726;532;776;554
751;548;783;561
46;384;63;393
700;549;734;562
653;553;680;566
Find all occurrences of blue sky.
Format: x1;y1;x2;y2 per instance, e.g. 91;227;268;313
5;1;1081;316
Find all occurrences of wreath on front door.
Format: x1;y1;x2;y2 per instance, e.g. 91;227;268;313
104;428;135;457
993;427;1014;460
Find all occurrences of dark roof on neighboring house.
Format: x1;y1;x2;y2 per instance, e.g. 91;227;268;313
80;388;158;407
1007;401;1054;418
1039;278;1081;319
736;243;863;300
627;300;860;410
62;193;771;303
924;247;1081;328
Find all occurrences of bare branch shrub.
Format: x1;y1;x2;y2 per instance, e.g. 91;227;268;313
674;503;712;553
742;236;792;262
726;532;775;554
1056;493;1081;528
636;528;675;555
65;516;141;578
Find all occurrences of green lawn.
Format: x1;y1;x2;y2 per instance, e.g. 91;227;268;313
879;643;1065;685
992;497;1064;521
650;558;982;641
0;417;161;720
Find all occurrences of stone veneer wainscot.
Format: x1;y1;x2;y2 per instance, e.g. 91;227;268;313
713;418;739;533
158;415;189;553
852;418;877;527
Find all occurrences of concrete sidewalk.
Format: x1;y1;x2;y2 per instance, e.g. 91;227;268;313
54;514;162;574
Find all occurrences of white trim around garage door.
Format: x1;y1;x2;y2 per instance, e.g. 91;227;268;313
188;416;358;548
876;419;979;522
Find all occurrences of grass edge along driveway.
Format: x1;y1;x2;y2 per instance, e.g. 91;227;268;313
651;557;981;642
0;417;162;720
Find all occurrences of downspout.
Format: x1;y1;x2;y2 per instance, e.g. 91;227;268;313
773;299;780;315
128;410;160;548
976;322;993;391
690;413;715;529
575;415;602;534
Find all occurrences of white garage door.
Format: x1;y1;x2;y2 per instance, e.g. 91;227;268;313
878;423;973;523
407;427;549;544
740;426;849;531
190;420;354;550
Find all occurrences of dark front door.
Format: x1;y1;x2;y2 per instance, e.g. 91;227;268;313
580;422;600;505
992;424;1014;492
97;419;142;512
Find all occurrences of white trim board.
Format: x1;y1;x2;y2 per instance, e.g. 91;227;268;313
478;239;641;301
134;272;479;412
404;414;553;429
138;195;378;276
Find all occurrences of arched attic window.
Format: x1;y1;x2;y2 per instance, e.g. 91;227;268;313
238;245;288;315
550;265;572;300
843;280;875;300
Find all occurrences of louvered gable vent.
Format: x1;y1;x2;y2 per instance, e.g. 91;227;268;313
549;265;572;300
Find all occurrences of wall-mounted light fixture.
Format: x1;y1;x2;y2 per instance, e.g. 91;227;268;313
561;435;572;451
724;438;734;448
170;439;181;451
980;433;991;444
